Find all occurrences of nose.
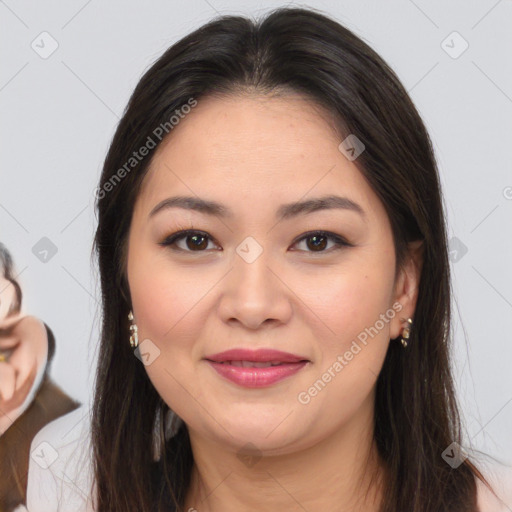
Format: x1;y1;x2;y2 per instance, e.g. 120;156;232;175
217;250;293;330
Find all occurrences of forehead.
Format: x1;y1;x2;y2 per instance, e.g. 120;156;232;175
134;93;383;222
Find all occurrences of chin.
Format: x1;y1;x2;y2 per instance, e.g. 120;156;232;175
195;411;306;451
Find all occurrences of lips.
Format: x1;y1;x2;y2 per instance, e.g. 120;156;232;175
204;348;310;388
205;348;308;364
217;361;284;367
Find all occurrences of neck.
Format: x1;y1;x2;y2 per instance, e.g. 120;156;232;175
183;401;386;512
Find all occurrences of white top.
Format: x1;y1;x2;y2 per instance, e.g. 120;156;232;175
26;405;96;512
25;406;512;511
477;462;512;512
25;403;179;511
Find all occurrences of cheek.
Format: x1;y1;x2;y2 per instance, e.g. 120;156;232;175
295;261;395;355
127;249;222;390
295;258;395;416
0;283;15;319
128;245;205;339
127;253;207;419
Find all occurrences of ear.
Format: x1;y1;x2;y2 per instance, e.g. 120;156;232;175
389;240;424;340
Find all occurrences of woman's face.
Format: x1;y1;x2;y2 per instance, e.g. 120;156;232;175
0;275;16;322
126;93;419;455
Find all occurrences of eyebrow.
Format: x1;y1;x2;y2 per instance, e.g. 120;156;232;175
149;194;366;221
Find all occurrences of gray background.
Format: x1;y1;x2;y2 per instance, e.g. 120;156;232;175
1;0;511;467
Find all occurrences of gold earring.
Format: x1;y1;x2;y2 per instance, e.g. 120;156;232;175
400;318;413;348
128;310;139;348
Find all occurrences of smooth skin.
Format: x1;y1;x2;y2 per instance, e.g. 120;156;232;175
0;276;48;435
126;92;423;512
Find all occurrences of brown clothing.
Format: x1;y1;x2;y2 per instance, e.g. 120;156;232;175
0;376;80;512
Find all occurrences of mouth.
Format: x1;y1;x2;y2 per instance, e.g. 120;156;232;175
205;348;309;364
204;349;310;388
211;360;299;367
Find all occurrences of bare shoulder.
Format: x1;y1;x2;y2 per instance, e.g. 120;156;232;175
13;315;46;336
476;464;512;512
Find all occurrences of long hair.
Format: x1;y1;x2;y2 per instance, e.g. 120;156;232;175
92;7;490;511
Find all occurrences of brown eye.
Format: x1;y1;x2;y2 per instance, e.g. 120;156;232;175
305;234;328;251
292;231;350;253
186;234;208;250
160;230;219;252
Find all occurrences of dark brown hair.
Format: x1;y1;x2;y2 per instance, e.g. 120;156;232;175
92;6;491;511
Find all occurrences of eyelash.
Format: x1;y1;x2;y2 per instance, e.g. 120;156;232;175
159;229;352;254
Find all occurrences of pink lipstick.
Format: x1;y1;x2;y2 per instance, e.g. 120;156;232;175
204;348;309;388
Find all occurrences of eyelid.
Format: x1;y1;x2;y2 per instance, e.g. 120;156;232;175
290;230;352;250
159;229;221;251
159;229;352;253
